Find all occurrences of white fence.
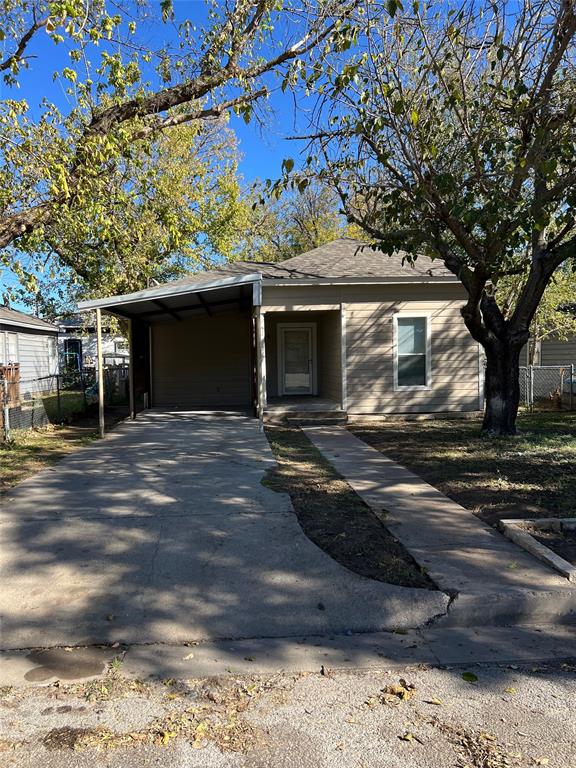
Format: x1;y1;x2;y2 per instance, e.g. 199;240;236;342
519;365;575;410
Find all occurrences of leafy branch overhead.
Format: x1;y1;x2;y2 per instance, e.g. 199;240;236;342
283;0;576;434
0;0;362;256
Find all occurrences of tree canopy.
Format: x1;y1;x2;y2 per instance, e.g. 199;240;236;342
244;182;350;262
0;0;361;270
6;119;251;314
289;0;576;433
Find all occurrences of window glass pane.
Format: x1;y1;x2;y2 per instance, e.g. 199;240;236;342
398;317;426;355
6;333;18;363
398;354;426;387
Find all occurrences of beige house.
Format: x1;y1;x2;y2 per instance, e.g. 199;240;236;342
78;238;484;421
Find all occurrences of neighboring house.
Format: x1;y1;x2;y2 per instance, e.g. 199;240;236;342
78;238;484;417
0;306;59;390
524;337;576;367
58;315;129;370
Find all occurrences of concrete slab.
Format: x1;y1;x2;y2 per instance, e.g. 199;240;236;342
305;426;576;627
3;625;575;687
0;412;447;652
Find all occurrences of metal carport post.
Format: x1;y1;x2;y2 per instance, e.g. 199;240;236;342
96;307;105;438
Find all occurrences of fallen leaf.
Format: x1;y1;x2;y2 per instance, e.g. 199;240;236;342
534;759;549;766
182;652;195;660
425;697;443;706
504;686;517;694
399;732;414;742
462;672;478;684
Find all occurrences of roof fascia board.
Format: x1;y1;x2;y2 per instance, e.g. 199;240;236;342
0;318;59;332
261;276;459;286
78;273;263;311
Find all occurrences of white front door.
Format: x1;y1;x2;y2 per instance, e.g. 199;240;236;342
278;323;317;395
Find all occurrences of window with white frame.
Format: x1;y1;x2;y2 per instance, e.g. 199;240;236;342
394;315;430;389
0;332;19;365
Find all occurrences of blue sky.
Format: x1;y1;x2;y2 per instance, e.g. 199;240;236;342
0;1;311;310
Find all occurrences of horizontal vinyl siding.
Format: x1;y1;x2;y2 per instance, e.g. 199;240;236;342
540;339;576;366
16;331;58;393
151;310;251;409
263;283;480;414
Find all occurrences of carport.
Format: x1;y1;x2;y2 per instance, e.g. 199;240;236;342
78;272;267;435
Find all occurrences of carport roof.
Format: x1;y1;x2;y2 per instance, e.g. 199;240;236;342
77;238;457;320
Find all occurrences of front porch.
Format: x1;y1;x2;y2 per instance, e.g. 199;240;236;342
260;309;346;420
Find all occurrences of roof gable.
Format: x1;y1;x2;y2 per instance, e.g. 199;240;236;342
0;306;59;332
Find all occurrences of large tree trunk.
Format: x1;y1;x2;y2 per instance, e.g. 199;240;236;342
482;339;523;435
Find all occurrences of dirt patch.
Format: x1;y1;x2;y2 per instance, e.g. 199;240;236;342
350;412;576;528
40;676;269;753
525;526;576;566
264;425;434;589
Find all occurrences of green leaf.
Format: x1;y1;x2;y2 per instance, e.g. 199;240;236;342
462;672;478;683
410;109;419;127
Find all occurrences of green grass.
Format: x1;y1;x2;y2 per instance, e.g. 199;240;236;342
0;426;96;491
350;412;576;526
264;425;434;589
41;390;87;423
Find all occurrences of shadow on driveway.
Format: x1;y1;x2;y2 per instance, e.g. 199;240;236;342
0;411;448;651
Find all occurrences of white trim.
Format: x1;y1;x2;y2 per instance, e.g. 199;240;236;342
128;318;135;420
393;312;432;392
340;303;347;411
255;306;266;429
96;308;105;438
148;324;154;407
78;273;263;311
1;331;19;365
262;276;458;287
277;322;318;396
261;304;341;313
478;343;485;411
0;317;58;332
252;279;262;307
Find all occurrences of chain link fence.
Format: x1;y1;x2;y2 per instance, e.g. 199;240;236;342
1;365;129;442
519;364;576;410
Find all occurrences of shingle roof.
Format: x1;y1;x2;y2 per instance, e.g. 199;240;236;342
0;305;59;332
165;237;452;289
79;238;455;312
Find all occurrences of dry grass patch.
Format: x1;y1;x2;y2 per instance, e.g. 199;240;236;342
264;425;434;588
351;412;576;527
0;425;96;491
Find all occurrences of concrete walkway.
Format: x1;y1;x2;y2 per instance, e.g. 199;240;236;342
305;426;576;626
0;412;448;652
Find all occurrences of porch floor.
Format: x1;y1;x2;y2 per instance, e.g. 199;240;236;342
265;396;343;413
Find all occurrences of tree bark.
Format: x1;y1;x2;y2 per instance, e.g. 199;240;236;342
482;338;524;435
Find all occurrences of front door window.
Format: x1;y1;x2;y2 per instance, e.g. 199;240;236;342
279;324;316;395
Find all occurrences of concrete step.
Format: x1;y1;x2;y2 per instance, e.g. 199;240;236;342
265;410;348;425
436;588;576;628
286;413;348;426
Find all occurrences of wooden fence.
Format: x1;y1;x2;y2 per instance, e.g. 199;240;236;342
0;364;20;428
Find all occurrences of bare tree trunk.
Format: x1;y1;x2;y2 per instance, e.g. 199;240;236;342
482;339;523;435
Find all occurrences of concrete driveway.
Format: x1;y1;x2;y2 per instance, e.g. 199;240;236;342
0;412;447;650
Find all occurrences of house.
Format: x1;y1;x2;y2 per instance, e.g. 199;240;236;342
57;314;129;371
78;238;484;421
523;337;576;367
0;306;59;388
